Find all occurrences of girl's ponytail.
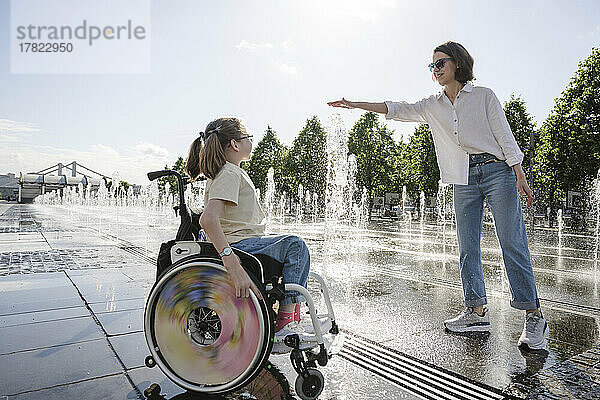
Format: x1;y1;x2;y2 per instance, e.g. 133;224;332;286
199;130;227;180
184;136;203;181
185;117;246;181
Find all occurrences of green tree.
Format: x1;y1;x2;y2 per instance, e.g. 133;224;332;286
399;124;440;198
243;126;287;195
282;116;327;198
504;94;537;178
159;156;186;196
347;112;397;197
534;47;600;206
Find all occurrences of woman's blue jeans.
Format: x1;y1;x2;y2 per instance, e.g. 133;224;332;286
232;234;310;305
453;153;540;310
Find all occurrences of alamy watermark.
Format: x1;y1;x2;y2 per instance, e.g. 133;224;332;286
11;0;151;74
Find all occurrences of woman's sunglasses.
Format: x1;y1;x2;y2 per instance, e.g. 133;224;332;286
428;57;453;72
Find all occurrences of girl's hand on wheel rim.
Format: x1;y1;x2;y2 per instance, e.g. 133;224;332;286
223;256;263;300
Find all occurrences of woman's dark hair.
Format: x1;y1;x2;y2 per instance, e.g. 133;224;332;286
434;41;474;84
185;117;246;180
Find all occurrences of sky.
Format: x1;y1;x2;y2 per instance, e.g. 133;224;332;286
1;0;599;184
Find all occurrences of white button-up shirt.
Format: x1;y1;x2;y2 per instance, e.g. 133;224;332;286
385;83;524;185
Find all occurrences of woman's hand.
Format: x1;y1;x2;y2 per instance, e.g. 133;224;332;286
327;98;354;109
222;254;263;300
517;177;534;207
512;164;534;207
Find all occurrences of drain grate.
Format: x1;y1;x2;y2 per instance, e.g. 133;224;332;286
340;332;513;400
119;245;156;265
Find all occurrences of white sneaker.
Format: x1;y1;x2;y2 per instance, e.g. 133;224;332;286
518;312;549;351
274;322;317;343
444;307;491;332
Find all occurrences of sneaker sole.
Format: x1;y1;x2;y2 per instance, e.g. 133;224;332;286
518;324;549;351
444;322;491;333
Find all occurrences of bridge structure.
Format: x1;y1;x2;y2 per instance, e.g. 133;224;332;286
19;161;111;203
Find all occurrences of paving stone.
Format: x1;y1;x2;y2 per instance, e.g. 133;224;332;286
0;306;89;328
0;339;122;396
5;373;138;400
0;232;46;243
108;332;148;369
75;282;149;304
0;296;84;316
0;316;103;355
0;273;84;315
95;308;145;336
0;242;51;253
90;298;145;315
0;279;78;304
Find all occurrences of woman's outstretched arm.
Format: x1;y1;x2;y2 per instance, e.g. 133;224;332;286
327;97;388;114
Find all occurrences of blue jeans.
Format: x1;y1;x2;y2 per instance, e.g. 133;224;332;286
453;153;540;310
232;235;310;305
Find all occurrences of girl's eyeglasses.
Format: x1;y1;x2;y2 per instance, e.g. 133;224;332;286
428;57;453;72
237;135;254;143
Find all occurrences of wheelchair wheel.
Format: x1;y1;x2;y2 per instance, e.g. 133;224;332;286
295;368;324;400
144;255;273;394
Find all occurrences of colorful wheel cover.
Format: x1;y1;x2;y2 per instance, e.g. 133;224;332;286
150;262;264;387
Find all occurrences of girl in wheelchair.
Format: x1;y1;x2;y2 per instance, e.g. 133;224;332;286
184;116;317;342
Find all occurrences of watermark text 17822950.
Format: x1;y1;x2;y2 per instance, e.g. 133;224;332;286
19;43;74;53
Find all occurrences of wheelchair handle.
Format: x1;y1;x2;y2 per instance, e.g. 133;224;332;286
147;169;187;211
147;170;175;182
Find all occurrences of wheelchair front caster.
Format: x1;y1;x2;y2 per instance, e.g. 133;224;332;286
295;368;324;400
145;355;156;368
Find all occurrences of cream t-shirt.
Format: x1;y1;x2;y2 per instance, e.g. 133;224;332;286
204;161;266;243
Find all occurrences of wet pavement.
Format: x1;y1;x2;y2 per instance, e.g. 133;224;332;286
0;201;599;399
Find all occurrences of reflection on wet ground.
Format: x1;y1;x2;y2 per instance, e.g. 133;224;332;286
1;203;599;399
141;362;295;400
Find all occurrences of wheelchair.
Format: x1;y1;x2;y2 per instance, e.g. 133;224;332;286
142;170;339;400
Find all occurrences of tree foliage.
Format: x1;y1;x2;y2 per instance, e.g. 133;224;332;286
347;112;397;197
243;126;287;195
399;124;440;198
504;94;536;177
534;47;600;204
158;156;186;195
281;116;327;198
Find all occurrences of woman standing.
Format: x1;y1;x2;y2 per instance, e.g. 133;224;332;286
328;41;548;351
